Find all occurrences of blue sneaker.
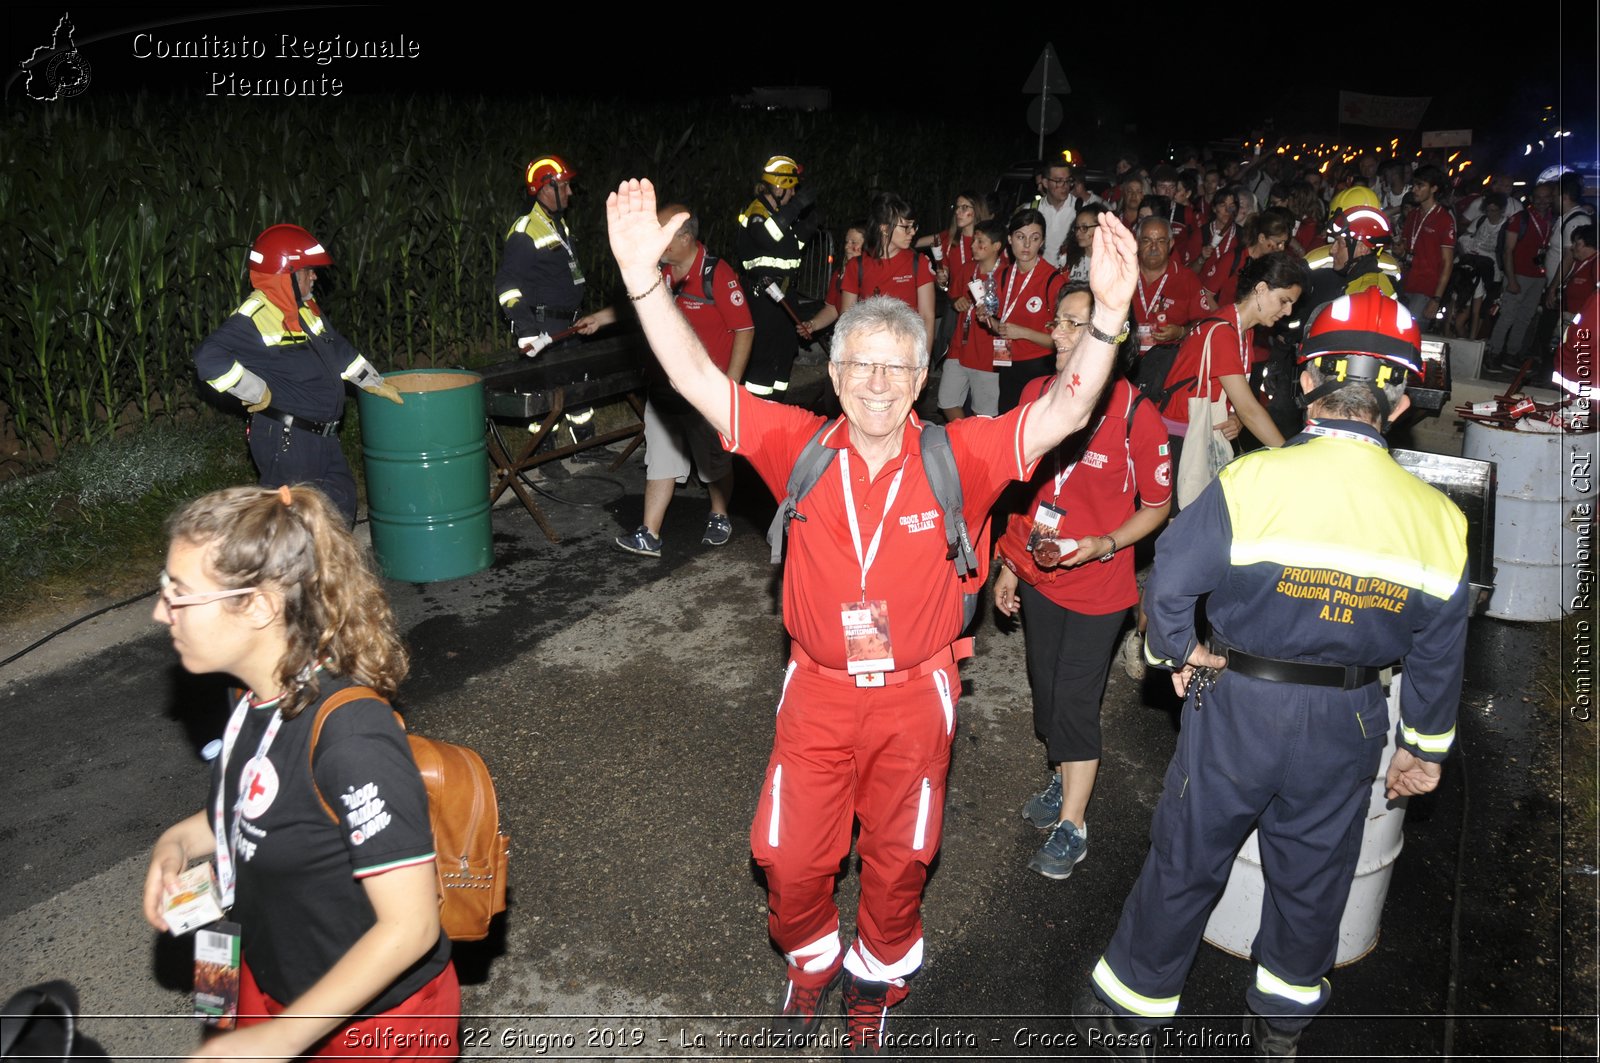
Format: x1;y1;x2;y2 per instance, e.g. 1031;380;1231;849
702;512;733;547
615;526;662;558
1022;774;1062;829
1030;819;1087;880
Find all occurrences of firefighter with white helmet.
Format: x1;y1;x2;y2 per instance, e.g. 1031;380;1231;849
1077;288;1469;1058
193;223;403;525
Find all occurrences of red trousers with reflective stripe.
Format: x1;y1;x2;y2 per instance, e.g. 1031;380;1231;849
750;661;958;1005
237;960;460;1058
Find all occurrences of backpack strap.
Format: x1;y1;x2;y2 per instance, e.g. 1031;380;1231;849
918;423;977;580
307;685;405;825
766;422;839;564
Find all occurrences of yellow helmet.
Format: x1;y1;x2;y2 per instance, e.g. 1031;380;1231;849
1328;184;1382;217
760;155;804;190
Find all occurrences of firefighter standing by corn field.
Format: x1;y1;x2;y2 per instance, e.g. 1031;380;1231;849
495;154;595;443
193;224;403;527
736;155;819;399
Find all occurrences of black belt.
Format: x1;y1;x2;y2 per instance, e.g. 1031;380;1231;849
1213;641;1381;691
533;306;579;323
256;406;342;437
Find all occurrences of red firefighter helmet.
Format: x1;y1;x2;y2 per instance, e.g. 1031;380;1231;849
525;155;576;194
1328;205;1392;249
1298;290;1422;417
249;224;333;274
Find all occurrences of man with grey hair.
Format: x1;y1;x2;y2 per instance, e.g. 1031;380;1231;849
605;178;1138;1053
1078;289;1468;1058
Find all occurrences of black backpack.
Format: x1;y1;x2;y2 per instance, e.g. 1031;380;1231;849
766;421;983;627
1131;316;1226;410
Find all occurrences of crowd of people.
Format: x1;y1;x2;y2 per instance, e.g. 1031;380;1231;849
171;140;1579;1057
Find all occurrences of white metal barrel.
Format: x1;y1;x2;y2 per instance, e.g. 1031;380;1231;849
1463;420;1597;622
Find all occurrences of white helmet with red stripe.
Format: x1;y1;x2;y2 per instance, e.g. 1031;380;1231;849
1328;205;1392;250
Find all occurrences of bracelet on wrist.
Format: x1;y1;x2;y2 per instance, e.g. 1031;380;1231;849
627;274;664;301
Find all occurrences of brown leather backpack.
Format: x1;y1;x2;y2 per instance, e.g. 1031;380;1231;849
308;686;510;941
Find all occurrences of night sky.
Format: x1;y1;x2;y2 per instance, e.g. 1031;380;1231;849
6;3;1595;179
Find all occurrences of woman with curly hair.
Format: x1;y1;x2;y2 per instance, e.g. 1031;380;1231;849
143;484;456;1060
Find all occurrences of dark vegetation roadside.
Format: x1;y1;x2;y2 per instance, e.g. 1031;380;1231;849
0;413;254;615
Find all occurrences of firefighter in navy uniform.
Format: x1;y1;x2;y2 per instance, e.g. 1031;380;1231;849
495;154;596;441
736;154;819;398
1076;289;1470;1059
194;224;403;526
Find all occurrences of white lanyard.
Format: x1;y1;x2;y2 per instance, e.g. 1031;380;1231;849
1137;269;1170;319
1000;261;1042;322
1051;416;1106;503
1213;224;1235;255
839;450;905;598
211;692;284;909
1406;205;1437;256
1304;420;1384;447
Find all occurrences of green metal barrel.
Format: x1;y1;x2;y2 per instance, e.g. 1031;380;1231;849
358;369;492;583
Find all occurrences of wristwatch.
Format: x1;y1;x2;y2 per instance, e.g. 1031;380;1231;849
1097;535;1117;563
1087;316;1130;346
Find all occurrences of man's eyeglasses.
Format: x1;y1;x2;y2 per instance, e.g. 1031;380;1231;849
836;361;919;381
158;570;258;610
1050;318;1090;332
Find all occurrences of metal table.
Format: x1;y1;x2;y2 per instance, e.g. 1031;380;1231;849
479;335;650;542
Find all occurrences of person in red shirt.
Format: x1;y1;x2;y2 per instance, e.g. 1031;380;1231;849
828;192;937;353
604;178;1139;1052
1185;185;1239;269
820;223;868;319
1159;252;1308;474
938;219;1007;419
1553;224;1597;319
1485;182;1556;374
1200;208;1292;309
993;282;1172;881
984;208;1057;411
1129;216;1214;355
575;206;754;556
1399;164;1456;327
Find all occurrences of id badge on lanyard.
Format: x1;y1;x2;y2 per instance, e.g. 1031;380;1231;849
838;451;904;683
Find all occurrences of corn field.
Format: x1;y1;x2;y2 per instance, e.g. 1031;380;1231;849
3;92;1017;459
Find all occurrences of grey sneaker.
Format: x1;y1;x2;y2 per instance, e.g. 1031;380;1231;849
1022;774;1063;829
1030;819;1088;880
1119;629;1147;680
615;526;662;558
702;512;733;547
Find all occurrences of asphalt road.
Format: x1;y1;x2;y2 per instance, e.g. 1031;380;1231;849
0;373;1592;1061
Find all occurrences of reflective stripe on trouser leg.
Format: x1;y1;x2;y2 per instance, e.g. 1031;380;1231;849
1246;681;1384;1030
846;668;957;1007
750;667;859;990
785;929;842;975
743;296;798;394
1091;957;1179;1020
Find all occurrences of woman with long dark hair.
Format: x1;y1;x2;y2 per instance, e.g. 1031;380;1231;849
1159;251;1309;463
143;484;456;1060
835;192;937;353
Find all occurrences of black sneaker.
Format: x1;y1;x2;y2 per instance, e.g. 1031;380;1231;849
1072;989;1155;1058
1244;1013;1301;1058
842;972;891;1055
702;512;733;547
777;968;842;1037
